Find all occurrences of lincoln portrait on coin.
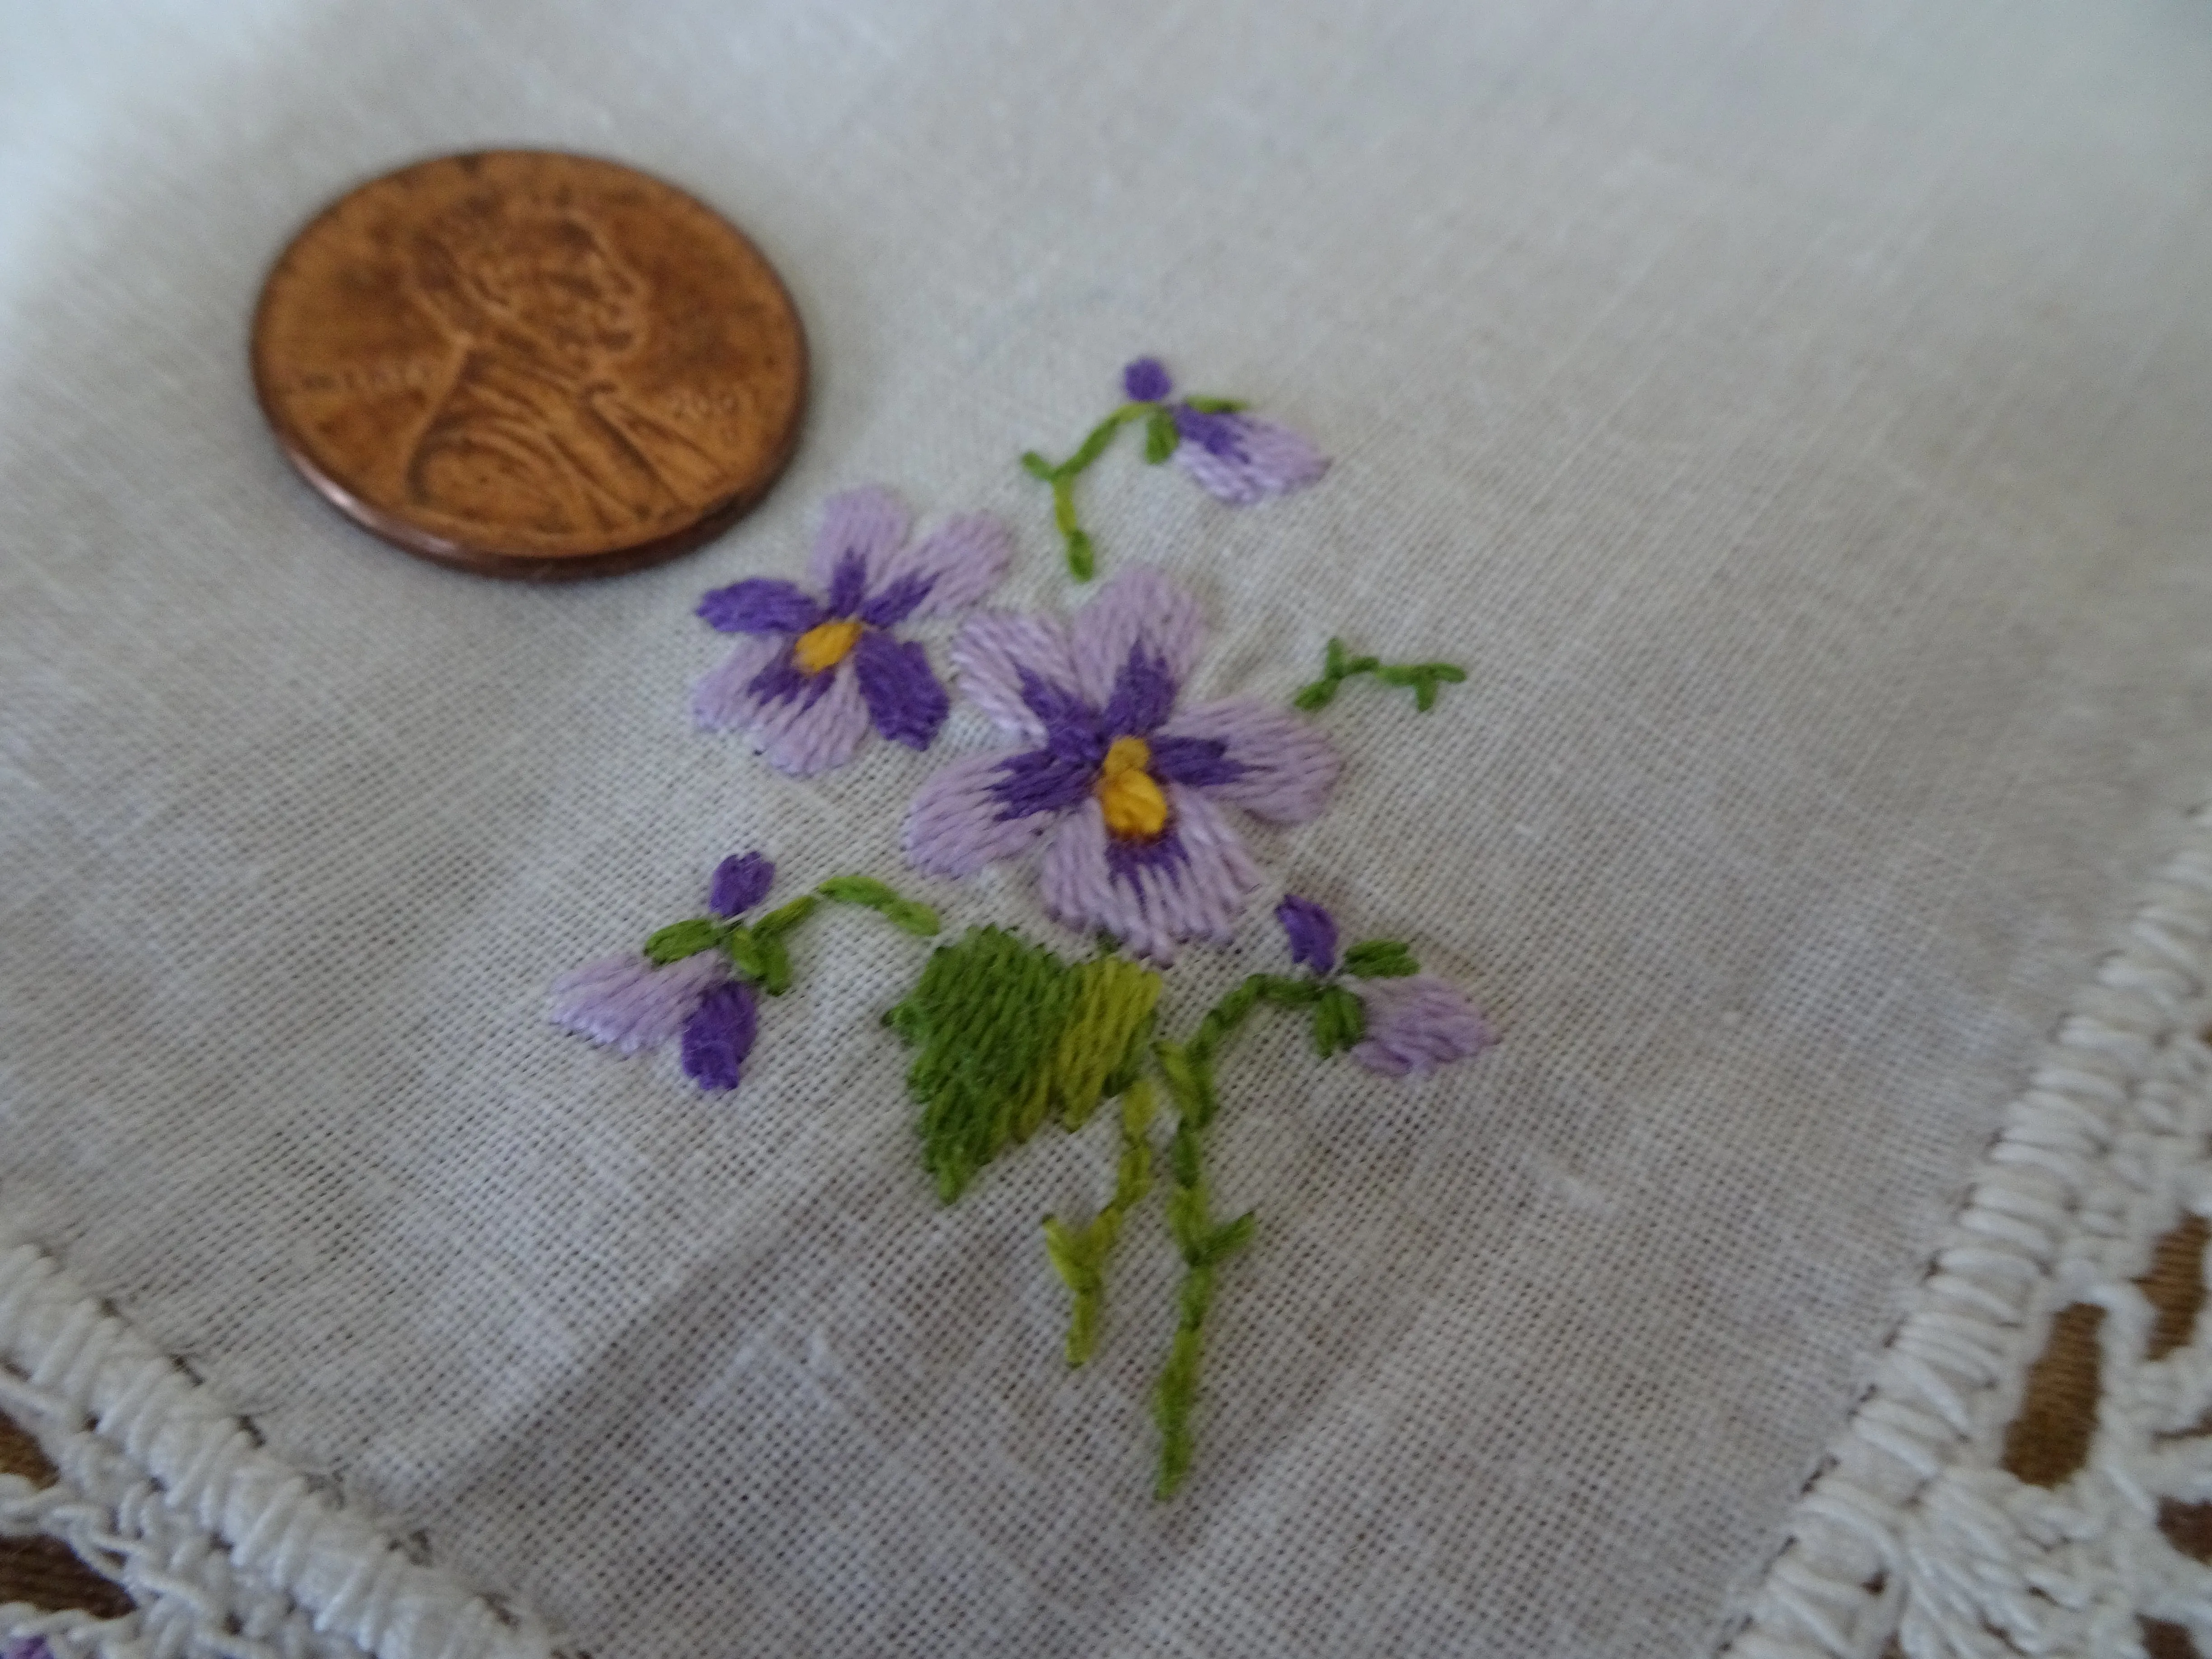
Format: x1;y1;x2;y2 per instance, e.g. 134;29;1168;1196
406;193;722;533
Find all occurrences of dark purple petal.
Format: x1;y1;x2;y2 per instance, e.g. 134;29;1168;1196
1122;357;1173;403
746;643;837;710
1172;404;1246;458
1020;664;1099;735
826;549;870;618
858;573;935;628
681;980;758;1090
1146;733;1244;789
990;737;1104;820
1275;895;1339;975
1103;817;1190;886
709;852;775;917
853;629;950;750
697;579;823;635
1097;646;1181;739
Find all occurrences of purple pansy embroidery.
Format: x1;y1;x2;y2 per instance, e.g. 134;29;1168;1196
904;566;1340;962
1022;357;1328;579
1124;356;1329;507
552;853;942;1092
694;487;1012;776
1270;894;1493;1075
549;852;778;1090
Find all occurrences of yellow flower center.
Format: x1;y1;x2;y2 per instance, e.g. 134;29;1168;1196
1095;735;1169;840
792;618;864;675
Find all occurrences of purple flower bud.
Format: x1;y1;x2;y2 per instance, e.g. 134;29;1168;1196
1351;975;1492;1077
1122;357;1173;403
680;979;759;1090
1275;894;1339;975
708;851;775;917
549;951;728;1054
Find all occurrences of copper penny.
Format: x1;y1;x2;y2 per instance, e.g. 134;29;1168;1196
251;150;807;580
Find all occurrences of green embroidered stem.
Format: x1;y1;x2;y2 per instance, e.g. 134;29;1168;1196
1042;1076;1159;1367
1147;972;1311;1498
1293;637;1468;712
816;875;941;937
1022;394;1240;581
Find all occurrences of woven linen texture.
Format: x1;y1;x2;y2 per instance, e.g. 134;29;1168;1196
7;3;2212;1655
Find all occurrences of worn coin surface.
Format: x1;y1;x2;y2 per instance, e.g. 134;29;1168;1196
252;151;807;580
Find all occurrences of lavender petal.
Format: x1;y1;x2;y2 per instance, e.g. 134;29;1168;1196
1351;975;1493;1076
1172;412;1329;505
1122;357;1173;403
696;578;822;635
1038;785;1257;964
949;610;1083;739
1154;697;1340;823
988;735;1104;820
904;750;1060;878
1275;894;1339;975
550;950;728;1054
680;980;759;1091
853;628;951;750
709;851;775;917
748;655;872;777
691;637;787;732
1097;646;1182;739
1067;565;1206;709
806;486;910;595
861;513;1013;625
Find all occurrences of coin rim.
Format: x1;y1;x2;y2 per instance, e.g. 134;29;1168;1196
249;148;809;582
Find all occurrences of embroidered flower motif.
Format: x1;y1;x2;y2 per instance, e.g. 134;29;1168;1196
1121;356;1329;506
1022;358;1330;579
904;566;1340;961
550;851;777;1091
1349;974;1492;1075
694;487;1012;776
1270;893;1493;1075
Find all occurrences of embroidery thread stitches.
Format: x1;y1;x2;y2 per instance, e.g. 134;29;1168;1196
1022;358;1327;580
694;486;1012;776
552;851;941;1092
1293;636;1468;714
904;564;1341;963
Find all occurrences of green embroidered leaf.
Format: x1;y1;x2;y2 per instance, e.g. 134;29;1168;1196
722;926;767;983
1019;450;1057;480
1143;407;1179;464
1256;974;1325;1009
1041;1216;1096;1292
755;932;793;996
1344;940;1419;978
1181;395;1248;414
1201;1212;1255;1266
885;927;1083;1203
643;918;721;964
1313;984;1367;1056
755;894;816;937
1066;527;1096;582
1051;954;1163;1129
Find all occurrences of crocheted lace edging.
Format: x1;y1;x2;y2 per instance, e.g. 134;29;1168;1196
0;1233;554;1659
1725;802;2212;1658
